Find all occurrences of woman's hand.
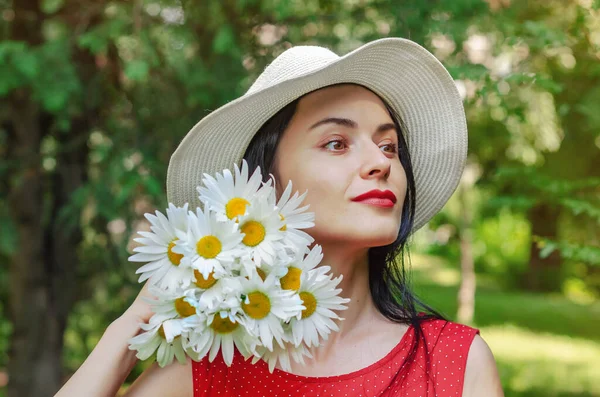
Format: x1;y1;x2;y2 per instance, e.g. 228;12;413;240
54;281;156;397
120;280;157;327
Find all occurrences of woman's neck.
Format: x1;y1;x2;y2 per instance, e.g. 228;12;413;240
288;241;405;373
315;242;379;342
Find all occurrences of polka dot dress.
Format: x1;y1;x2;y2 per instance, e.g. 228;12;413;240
192;316;479;396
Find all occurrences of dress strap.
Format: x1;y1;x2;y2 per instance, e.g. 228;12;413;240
421;318;481;396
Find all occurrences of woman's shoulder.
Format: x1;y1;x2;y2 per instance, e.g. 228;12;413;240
463;333;504;396
417;314;481;347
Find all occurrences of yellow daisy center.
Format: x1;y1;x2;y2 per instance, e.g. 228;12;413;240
194;270;217;289
240;220;265;247
256;267;267;281
210;315;239;334
280;266;302;291
157;325;180;341
167;240;183;266
196;235;222;258
226;197;250;220
245;267;267;281
279;213;287;231
174;297;196;317
242;291;271;320
299;291;317;319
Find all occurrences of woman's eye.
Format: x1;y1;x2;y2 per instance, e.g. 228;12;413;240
381;143;398;153
324;140;346;151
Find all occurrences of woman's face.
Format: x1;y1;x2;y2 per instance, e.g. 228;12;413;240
273;84;407;248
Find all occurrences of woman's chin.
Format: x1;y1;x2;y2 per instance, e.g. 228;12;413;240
309;224;400;247
353;230;399;248
370;235;398;247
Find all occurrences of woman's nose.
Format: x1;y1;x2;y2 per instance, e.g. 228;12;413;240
359;142;391;179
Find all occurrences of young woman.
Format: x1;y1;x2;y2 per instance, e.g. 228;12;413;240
56;38;504;396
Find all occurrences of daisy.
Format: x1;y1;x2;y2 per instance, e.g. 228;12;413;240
183;309;257;366
251;338;313;373
196;274;244;313
128;317;188;367
197;159;271;222
237;253;288;281
129;203;194;291
172;207;243;281
237;198;286;270
143;286;199;341
289;269;351;348
239;271;304;351
279;244;323;292
269;179;315;251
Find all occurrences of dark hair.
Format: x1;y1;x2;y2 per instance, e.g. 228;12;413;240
242;83;448;393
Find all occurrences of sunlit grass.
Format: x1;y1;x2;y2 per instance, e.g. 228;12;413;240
484;324;600;396
408;252;600;397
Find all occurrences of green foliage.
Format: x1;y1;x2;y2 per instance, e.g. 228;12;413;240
474;208;531;286
41;0;64;14
213;24;236;54
536;237;600;267
0;39;81;113
77;19;128;54
124;60;150;82
491;167;600;212
0;41;36;95
559;198;600;224
522;20;568;48
0;200;17;257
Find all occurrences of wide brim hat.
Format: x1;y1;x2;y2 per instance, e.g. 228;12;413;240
167;37;467;234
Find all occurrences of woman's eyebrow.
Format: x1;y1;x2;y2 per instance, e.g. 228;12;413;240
308;117;396;133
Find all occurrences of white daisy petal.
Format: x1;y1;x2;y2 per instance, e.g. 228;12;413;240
128;205;193;291
289;268;350;348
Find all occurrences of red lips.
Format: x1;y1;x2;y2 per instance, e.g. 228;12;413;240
351;189;397;208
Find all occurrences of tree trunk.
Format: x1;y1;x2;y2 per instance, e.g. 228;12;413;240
6;93;89;397
6;1;94;395
5;90;62;397
526;203;562;292
457;180;476;325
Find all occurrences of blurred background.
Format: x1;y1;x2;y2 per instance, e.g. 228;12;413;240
1;0;599;396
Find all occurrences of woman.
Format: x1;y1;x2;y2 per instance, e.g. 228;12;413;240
56;38;504;396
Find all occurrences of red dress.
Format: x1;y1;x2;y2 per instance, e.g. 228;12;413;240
192;316;480;396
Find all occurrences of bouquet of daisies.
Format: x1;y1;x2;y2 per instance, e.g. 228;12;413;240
127;160;350;372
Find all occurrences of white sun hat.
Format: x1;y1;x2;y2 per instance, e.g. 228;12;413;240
166;37;467;234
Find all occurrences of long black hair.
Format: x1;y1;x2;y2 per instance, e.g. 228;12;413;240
242;83;448;393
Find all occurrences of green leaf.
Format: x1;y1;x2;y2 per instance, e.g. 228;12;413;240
124;60;150;82
42;90;70;112
212;25;235;54
41;0;65;14
559;198;600;223
143;177;163;198
0;201;18;256
523;20;568;48
13;47;39;79
77;31;109;54
539;242;556;259
10;44;38;79
534;75;563;94
30;40;81;114
536;237;600;266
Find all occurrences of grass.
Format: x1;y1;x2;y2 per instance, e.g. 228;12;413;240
409;253;600;397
